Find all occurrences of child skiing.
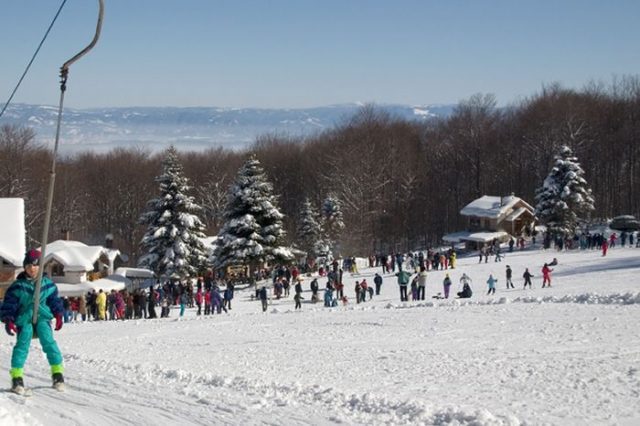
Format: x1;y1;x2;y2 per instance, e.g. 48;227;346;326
0;250;65;394
523;268;533;289
505;265;514;289
442;273;452;299
486;274;498;295
542;263;553;288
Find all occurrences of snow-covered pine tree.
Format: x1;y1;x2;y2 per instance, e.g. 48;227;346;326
212;157;292;279
138;146;208;279
321;194;345;255
534;145;595;237
296;198;324;259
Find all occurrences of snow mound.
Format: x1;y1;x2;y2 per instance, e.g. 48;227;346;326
514;292;640;305
0;405;41;426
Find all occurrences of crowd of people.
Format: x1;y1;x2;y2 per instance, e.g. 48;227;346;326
58;278;236;323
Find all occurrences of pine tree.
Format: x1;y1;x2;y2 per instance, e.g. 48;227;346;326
321;194;345;255
534;145;595;236
138;146;208;279
297;198;324;258
212;157;292;278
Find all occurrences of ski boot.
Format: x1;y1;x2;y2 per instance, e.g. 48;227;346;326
52;372;65;392
11;377;30;396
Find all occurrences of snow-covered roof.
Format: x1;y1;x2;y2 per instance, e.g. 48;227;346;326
114;267;155;279
442;231;474;243
460;195;532;219
0;198;26;267
504;207;530;222
463;231;509;242
57;274;128;297
43;240;119;272
442;230;508;243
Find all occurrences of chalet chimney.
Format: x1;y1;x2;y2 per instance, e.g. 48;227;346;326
61;229;70;241
105;233;114;249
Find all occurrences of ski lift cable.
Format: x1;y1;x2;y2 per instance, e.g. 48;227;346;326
32;0;104;330
0;0;69;120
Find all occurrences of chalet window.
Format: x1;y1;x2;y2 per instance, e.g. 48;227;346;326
470;218;481;228
51;262;64;277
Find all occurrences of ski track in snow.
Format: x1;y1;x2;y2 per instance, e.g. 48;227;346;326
1;247;639;425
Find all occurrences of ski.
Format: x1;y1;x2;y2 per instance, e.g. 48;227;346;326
10;386;33;397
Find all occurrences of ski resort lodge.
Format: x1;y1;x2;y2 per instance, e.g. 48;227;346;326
443;195;536;249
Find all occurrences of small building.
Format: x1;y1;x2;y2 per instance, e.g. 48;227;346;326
42;240;124;285
444;195;535;249
0;199;26;299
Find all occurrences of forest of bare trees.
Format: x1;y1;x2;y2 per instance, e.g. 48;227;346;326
2;79;639;262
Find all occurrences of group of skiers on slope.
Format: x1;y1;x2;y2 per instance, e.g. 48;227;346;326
394;268;473;300
257;275;305;312
391;257;559;300
372;250;458;275
480;260;556;296
547;230;640;251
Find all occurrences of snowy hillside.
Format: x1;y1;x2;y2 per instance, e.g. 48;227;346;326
1;103;454;154
1;245;639;425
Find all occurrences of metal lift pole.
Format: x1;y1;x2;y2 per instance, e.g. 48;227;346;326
32;0;104;328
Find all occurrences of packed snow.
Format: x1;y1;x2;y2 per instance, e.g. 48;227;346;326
1;245;639;425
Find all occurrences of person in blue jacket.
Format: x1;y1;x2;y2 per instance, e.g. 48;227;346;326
0;250;65;393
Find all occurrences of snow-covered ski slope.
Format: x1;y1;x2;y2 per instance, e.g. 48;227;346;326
1;246;639;425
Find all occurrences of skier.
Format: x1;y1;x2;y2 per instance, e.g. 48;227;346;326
417;266;428;300
323;287;333;307
395;269;412;302
505;265;514;289
542;263;553;288
0;250;65;394
410;276;418;301
195;288;203;315
259;285;268;312
212;286;226;314
179;292;187;317
373;273;383;295
310;278;319;303
449;251;457;269
601;239;609;256
360;279;368;302
457;273;473;298
96;289;107;320
486;274;497;295
204;288;212;315
293;291;302;310
442;273;452;299
294;277;303;309
223;286;233;310
523;268;533;289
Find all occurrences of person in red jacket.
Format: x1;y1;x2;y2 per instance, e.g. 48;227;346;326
602;239;609;256
542;263;553;288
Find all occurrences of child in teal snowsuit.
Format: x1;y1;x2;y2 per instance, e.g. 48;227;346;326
0;250;65;392
486;274;498;295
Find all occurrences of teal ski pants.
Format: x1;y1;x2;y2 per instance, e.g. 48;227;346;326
11;320;63;370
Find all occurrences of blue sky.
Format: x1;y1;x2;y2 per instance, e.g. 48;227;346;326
1;0;639;109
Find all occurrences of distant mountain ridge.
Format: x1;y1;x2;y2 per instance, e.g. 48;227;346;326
1;103;455;154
